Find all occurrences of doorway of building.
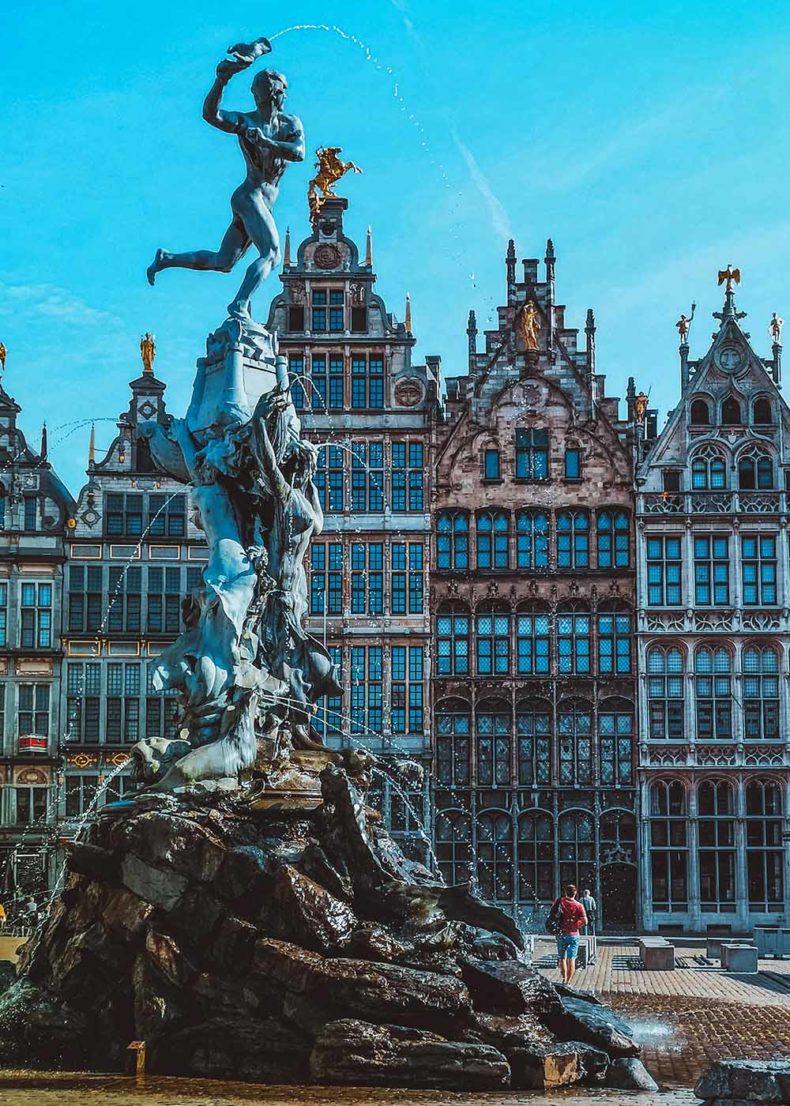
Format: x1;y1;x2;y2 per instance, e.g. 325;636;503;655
601;863;637;932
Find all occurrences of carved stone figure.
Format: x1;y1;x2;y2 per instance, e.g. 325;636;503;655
146;39;305;320
307;147;362;222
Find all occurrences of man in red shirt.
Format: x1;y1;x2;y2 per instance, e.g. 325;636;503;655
552;883;588;985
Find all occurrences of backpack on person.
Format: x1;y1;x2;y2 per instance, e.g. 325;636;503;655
545;897;564;935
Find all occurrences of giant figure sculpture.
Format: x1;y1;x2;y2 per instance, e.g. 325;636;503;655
146;37;305;320
137;39;338;790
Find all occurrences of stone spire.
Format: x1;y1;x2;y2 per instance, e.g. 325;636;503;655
40;422;47;461
283;226;291;268
404;293;412;335
88;423;96;467
467;309;478;372
506;238;516;305
545;239;556;354
364;226;373;268
585;308;596;375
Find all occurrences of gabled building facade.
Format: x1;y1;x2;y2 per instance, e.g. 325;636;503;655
432;240;639;930
636;274;790;933
265;196;441;859
0;372;75;902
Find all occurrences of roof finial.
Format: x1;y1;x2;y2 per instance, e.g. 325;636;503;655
715;264;743;322
404;293;412;335
40;422;48;460
140;332;155;375
364;225;373;268
283;226;291;267
88;423;96;467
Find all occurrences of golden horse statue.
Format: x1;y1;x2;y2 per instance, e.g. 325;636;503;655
307;147;362;222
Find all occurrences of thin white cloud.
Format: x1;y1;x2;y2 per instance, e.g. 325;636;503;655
452;132;513;247
0;282;121;327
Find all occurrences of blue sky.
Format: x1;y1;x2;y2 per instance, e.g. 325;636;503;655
3;0;790;492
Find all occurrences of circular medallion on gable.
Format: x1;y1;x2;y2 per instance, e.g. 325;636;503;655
717;345;745;372
314;243;341;270
394;378;424;407
521;380;546;408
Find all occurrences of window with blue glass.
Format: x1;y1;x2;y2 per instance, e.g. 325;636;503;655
316;644;343;740
315;446;344;513
557;611;591;674
311;289;327;331
310;543;343;615
741;534;777;605
476;608;510;675
351;441;384;512
476;705;511;786
515;428;548;480
351;353;385;409
558;704;593;785
477;511;510;569
596;510;630;568
350;646;382;735
436;703;471;786
20;582;53;649
351;542;383;615
311;354;344;410
436;605;470;675
392;442;424;511
392;645;424;734
484;449;501;480
436;511;469;570
692;450;727;489
694;535;729;606
599;707;633;785
516;608;550;674
516;511;549;569
288;354;305;410
517;705;551;785
391;542;423;614
646;535;682;605
597;609;632;674
329;289;344;332
557;511;589;569
564;448;581;480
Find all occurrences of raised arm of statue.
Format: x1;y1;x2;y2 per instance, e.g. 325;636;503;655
202;61;247;134
251;393;291;502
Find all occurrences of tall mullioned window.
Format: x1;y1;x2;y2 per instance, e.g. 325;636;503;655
66;662;101;743
105;492;143;537
694;535;729;606
350;646;383;736
310;543;343;616
694;647;732;740
68;565;103;632
516;704;551;785
436;512;469;570
315;446;344;513
435;606;470;676
746;781;784;911
741;534;777;605
647;646;684;739
646;535;682;605
515;428;548;479
435;701;471;786
147;567;182;634
351;442;384;512
557;610;591;675
350;543;383;615
698;781;736;912
351;353;384;409
743;646;780;740
476;607;510;675
391;542;423;614
599;706;633;786
18;683;50;738
106;662;141;744
20;582;52;649
148;493;186;537
391;646;424;734
596;511;629;568
558;702;593;785
392;442;423;511
516;607;550;675
476;511;509;570
516;511;549;569
312;354;344;410
0;582;7;647
557;511;589;569
107;566;142;633
288;353;305;410
476;704;511;787
650;781;688;912
597;609;631;675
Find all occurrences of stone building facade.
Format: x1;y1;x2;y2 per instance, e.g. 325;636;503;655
265;196;441;858
0;373;76;901
636;276;790;933
431;240;639;931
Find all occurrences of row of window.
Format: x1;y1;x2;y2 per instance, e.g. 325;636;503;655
436;604;631;677
687;446;775;491
290;351;385;410
67;564;204;634
0;492;40;533
647;533;780;606
0;582;53;649
690;395;774;428
437;509;630;571
286;289;368;336
102;492;187;539
313;645;425;739
483;443;583;482
309;542;425;616
649;779;784;912
436;699;634;788
315;442;425;513
647;644;781;741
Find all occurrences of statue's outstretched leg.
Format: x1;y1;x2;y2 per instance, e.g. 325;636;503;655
147;218;250;285
227;197;280;318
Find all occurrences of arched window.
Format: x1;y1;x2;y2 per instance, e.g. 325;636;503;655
477;810;514;902
516;603;550;675
599;700;634;785
647;646;685;740
435;604;470;676
557;510;589;569
476;701;511;786
698;781;736;912
690;398;711;425
752;397;773;425
694;647;732;740
557;605;591;675
558;810;595;893
597;604;632;675
435;701;471;786
516;511;549;569
649;781;688;911
435;810;472;887
722;396;742;425
476;511;510;570
516;699;551;785
691;449;727;490
738;451;773;490
436;511;469;571
600;810;637;864
743;646;780;740
475;606;510;675
558;701;593;785
596;510;630;568
746;781;784;911
517;811;554;901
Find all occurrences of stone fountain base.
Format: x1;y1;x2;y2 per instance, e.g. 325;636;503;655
0;762;646;1091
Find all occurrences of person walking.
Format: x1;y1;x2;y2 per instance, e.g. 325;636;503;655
580;888;597;935
550;883;588;986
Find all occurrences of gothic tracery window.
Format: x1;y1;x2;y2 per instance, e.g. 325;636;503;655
649;780;688;911
477;511;510;570
477;810;514;902
516;699;551;785
435;700;471;786
694;647;733;740
557;510;590;569
746;780;784;911
436;511;469;571
743;645;780;740
476;605;510;675
435;810;473;887
435;603;471;676
517;811;554;901
647;646;685;740
698;781;736;912
516;510;549;569
476;701;511;787
558;701;593;785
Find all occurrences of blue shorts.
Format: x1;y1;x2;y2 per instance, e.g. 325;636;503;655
557;934;580;960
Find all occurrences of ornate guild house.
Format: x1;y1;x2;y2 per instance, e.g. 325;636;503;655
431;240;639;930
636;272;790;933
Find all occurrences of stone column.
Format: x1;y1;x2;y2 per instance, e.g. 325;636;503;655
687;779;702;933
734;775;749;932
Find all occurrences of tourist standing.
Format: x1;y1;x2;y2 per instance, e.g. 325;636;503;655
580;887;597;935
550;883;588;986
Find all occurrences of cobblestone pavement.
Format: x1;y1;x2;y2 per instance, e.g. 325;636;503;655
534;939;790;1087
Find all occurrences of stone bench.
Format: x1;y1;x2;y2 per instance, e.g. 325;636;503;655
721;942;759;973
706;936;725;959
753;926;790;959
639;937;675;970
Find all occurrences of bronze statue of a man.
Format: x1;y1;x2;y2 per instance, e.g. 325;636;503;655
147;39;305;320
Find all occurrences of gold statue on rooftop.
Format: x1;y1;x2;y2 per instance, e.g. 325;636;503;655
718;265;741;291
676;302;695;344
769;312;784;344
519;300;541;351
140;332;156;375
635;391;649;422
307;147;362;222
0;342;6;372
